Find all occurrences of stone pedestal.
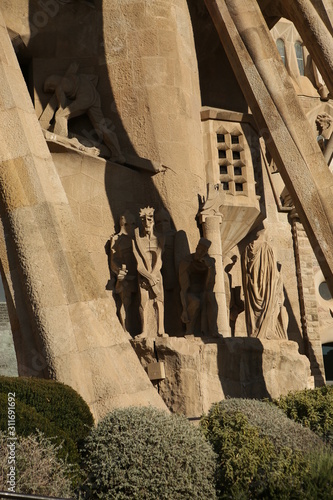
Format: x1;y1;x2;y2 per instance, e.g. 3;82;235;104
131;336;314;418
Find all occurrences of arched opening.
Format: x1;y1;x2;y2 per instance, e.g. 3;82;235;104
276;38;286;66
322;342;333;384
294;41;305;76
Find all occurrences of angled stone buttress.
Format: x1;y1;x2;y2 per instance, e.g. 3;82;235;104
0;8;167;421
205;0;333;295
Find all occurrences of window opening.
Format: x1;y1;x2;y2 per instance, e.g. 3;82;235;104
295;42;305;76
322;342;333;383
276;39;286;66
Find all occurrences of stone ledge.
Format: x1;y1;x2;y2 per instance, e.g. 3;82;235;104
131;336;314;418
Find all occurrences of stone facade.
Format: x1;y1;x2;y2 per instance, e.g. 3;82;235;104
0;1;332;418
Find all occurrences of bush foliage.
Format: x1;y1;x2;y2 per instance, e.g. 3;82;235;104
80;406;217;499
0;430;74;497
0;376;94;441
273;385;333;446
217;397;325;452
201;399;333;499
0;376;94;466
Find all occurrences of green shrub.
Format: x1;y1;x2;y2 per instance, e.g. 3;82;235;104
0;377;94;472
201;400;333;499
79;406;217;499
217;397;325;452
0;392;79;464
273;386;333;445
0;376;94;444
0;430;74;497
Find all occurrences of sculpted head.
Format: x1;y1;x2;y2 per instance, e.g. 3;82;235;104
155;208;171;234
315;113;332;136
139;207;155;235
119;211;136;237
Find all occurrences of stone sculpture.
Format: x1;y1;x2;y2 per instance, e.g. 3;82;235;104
242;230;288;340
43;62;125;163
154;208;190;334
132;207;166;338
179;238;218;337
315;113;332;152
110;211;138;332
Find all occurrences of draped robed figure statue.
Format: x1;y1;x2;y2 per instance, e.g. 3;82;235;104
242;229;288;340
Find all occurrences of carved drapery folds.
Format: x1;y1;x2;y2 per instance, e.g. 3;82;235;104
155;208;190;335
242;231;288;340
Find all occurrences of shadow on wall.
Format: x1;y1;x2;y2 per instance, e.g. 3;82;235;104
24;0;195;340
187;0;248;112
24;0;173;218
216;337;270;399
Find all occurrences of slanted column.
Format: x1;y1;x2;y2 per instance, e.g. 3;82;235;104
0;8;167;419
200;185;230;337
289;210;326;386
280;0;333;96
205;0;333;297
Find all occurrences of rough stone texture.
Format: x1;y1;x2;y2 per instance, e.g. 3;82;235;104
0;0;331;418
0;302;17;377
0;9;167;420
289;213;326;385
132;337;314;417
101;0;206;249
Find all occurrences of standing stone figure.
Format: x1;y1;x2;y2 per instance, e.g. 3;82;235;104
132;207;166;338
179;238;218;337
155;208;190;335
43;62;124;162
315;113;332;153
110;211;137;332
242;230;288;339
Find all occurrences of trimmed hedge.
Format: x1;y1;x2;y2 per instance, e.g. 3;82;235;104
0;376;94;466
201;399;333;499
273;385;333;446
79;406;217;499
215;397;325;452
0;376;94;442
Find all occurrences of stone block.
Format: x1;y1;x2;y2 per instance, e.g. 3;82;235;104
132;337;314;417
147;361;166;381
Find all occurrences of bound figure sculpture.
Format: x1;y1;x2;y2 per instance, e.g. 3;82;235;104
132;207;167;338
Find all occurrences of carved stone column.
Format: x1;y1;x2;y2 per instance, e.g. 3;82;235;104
200;185;230;337
289;209;326;386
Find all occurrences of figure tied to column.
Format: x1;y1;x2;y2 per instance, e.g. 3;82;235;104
132;207;168;338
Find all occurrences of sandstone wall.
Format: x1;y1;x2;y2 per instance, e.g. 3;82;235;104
0;6;167;419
